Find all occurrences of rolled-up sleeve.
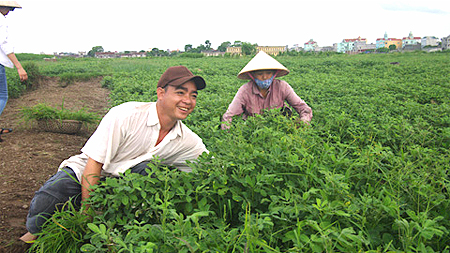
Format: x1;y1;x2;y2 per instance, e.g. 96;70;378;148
81;106;124;167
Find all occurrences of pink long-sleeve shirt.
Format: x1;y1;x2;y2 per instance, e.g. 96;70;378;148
221;79;312;129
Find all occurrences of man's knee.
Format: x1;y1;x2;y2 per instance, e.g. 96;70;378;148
26;168;81;234
26;191;62;234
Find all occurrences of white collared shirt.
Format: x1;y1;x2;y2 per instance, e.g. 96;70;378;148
0;14;14;68
60;102;208;181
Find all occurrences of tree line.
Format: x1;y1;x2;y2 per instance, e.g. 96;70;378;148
87;40;259;57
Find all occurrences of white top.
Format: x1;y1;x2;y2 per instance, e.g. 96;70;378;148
59;102;208;181
0;14;14;68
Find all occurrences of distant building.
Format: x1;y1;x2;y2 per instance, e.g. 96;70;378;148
167;49;180;54
385;39;402;50
402;31;421;48
94;51;146;58
442;35;450;50
226;46;286;56
320;46;335;52
421;36;439;48
403;44;422;52
333;43;338;52
354;41;376;53
226;47;242;55
290;44;303;52
304;39;318;52
376;32;402;49
201;50;226;57
256;46;286;56
120;51;146;58
95;52;117;58
337;36;367;53
376;32;388;49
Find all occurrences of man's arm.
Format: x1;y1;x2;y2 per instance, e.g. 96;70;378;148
81;157;103;202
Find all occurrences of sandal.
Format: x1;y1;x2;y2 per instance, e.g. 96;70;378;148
0;128;13;134
0;128;12;142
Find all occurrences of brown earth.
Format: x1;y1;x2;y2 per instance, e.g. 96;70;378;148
0;77;110;252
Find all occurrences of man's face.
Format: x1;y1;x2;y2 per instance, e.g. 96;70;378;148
157;81;198;121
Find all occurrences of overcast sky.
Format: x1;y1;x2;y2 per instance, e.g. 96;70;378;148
5;0;450;54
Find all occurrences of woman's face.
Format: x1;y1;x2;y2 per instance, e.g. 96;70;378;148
252;70;275;81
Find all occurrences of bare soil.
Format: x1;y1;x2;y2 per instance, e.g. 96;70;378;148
0;77;110;252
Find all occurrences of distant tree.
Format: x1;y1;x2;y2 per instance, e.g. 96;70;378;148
280;49;300;56
149;48;163;57
194;44;206;53
88;46;104;57
169;50;180;56
389;44;397;51
233;41;242;47
205;40;211;50
218;41;231;52
376;47;390;53
242;42;257;55
184;44;193;52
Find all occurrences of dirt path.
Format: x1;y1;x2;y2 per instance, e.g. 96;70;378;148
0;77;110;252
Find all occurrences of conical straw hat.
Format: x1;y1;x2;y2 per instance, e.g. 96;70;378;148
0;1;22;8
237;51;289;80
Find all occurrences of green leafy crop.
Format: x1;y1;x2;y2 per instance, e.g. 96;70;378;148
30;52;450;252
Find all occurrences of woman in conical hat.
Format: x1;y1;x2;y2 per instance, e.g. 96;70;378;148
221;51;312;129
0;1;27;142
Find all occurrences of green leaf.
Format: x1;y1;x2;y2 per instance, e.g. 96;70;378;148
122;196;129;205
87;223;100;234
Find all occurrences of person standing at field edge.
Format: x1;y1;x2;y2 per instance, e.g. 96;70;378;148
221;51;312;130
15;66;208;250
0;1;27;142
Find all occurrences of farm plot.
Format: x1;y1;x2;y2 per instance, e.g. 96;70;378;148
24;52;450;252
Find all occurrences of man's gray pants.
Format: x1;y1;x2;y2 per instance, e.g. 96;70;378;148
26;162;151;234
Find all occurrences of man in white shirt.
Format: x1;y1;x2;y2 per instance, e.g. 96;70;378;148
20;65;208;243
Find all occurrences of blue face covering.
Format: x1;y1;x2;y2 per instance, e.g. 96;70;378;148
255;75;275;89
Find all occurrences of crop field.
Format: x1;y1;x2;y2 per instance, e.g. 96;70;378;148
11;52;450;252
